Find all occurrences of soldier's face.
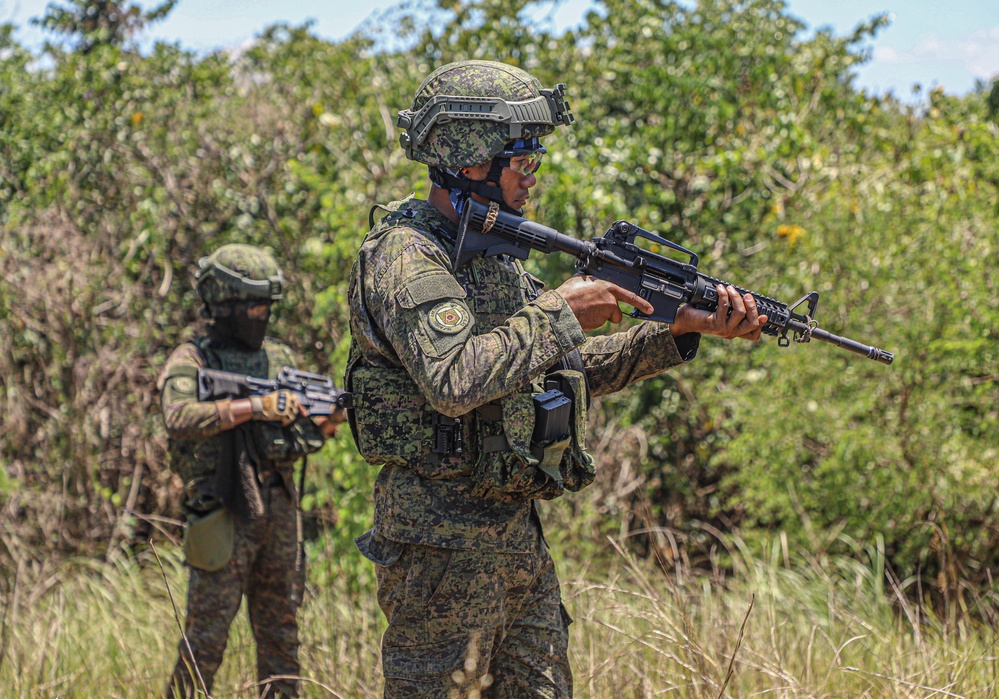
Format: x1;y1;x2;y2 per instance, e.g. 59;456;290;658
464;158;538;212
498;161;537;211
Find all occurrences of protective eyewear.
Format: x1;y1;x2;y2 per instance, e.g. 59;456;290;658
507;150;545;176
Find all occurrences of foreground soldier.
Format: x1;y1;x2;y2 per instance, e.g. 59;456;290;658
159;244;343;699
346;60;769;697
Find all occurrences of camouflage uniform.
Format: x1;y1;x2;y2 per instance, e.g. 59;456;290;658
348;193;700;697
160;245;325;699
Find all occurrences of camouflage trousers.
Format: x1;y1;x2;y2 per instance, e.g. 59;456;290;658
167;483;304;699
359;531;573;698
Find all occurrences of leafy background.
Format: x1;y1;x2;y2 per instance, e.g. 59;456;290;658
1;0;997;616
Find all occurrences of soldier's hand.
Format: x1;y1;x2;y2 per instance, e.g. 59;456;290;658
670;284;769;342
314;405;348;437
556;274;655;331
250;390;302;426
330;405;349;424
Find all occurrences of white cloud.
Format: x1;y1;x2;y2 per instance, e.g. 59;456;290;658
912;35;952;59
871;25;999;84
873;46;904;63
963;26;999;78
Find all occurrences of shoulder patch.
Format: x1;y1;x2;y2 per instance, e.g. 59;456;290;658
428;300;470;335
169;376;197;395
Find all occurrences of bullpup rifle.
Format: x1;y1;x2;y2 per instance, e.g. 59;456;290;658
197;366;354;415
454;198;893;365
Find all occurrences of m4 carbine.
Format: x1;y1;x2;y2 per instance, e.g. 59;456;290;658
454;198;893;365
197;366;354;415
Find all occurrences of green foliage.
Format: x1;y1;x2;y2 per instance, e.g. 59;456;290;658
32;0;178;53
716;85;999;603
1;0;997;612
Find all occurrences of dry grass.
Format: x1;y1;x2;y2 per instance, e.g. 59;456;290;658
564;538;999;698
1;536;997;698
0;540;385;698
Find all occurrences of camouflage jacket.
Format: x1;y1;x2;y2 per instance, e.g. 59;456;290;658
158;336;325;500
347;196;699;552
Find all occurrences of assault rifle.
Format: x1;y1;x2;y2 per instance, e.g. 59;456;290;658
197;366;354;415
455;198;893;365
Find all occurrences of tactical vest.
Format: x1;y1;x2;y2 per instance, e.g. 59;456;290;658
166;337;325;487
347;200;595;502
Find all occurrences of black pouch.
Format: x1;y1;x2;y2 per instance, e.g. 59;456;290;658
530;389;573;486
545;370;596;492
531;390;572;453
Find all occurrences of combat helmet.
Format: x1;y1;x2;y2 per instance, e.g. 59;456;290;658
397;61;574;216
398;60;573;169
195;244;284;308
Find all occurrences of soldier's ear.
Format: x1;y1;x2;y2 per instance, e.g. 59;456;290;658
462;161;492;181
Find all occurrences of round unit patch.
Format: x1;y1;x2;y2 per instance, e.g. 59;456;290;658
428;300;470;335
171;376;197;394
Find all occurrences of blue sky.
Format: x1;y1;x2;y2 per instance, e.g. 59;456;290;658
2;0;996;99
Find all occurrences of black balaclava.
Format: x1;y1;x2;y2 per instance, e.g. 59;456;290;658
208;301;270;350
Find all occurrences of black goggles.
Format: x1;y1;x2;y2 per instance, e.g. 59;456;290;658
498;138;547;175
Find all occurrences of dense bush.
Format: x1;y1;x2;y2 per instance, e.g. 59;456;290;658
1;0;996;608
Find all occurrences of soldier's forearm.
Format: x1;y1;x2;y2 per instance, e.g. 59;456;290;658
162;398;250;439
215;398;254;430
162;398;218;439
581;321;698;397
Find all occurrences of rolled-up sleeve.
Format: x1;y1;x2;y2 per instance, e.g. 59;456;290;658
157;344;221;439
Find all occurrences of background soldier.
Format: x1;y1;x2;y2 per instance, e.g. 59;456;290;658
346;60;769;697
159;244;344;698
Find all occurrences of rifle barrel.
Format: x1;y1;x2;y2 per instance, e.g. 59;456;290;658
787;320;894;364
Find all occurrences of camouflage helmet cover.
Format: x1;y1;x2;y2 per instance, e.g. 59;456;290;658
397;60;574;168
195;243;284;305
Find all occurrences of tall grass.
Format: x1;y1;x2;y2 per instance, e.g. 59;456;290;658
1;534;997;698
566;537;999;698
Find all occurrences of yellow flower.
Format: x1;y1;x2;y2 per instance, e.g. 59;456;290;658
776;224;805;246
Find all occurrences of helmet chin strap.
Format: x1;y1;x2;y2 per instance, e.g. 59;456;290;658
429;166;522;217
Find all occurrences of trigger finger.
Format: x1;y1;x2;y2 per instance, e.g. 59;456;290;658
613;285;654;315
